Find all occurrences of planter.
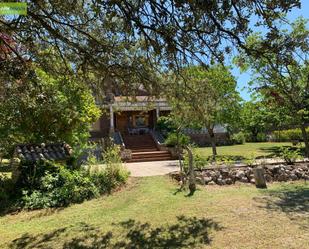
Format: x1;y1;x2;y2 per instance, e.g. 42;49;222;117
120;149;132;161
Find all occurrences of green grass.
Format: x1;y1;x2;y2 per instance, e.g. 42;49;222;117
194;142;302;161
0;176;308;248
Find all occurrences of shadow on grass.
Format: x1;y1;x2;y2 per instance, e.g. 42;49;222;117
204;155;246;163
254;183;309;228
257;145;305;159
9;216;222;249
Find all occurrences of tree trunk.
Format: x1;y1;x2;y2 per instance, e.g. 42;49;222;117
300;123;309;157
185;146;196;195
208;128;217;159
177;146;185;187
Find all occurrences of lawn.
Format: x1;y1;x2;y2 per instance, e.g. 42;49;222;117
194;142;301;161
0;176;308;249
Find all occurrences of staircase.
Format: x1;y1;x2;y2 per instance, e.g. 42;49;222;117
123;134;173;162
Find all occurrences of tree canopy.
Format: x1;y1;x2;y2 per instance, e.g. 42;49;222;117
166;64;241;157
236;18;309;155
0;0;301;95
0;63;100;155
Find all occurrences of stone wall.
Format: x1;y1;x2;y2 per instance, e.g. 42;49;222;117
170;162;309;186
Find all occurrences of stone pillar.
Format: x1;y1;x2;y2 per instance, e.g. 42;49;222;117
253;166;267;188
109;104;114;133
156;106;160;120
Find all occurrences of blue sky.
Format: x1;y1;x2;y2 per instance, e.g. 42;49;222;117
234;0;309;101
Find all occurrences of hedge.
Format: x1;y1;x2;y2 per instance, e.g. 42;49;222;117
271;127;309;142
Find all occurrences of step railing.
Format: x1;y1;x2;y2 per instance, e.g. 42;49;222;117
112;131;125;149
150;129;166;150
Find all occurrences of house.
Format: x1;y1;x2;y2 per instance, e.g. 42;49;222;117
90;93;229;162
90;95;174;162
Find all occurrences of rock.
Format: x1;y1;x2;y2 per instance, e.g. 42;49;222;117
208;181;216;185
248;174;254;180
217;178;223;185
196;176;205;185
278;173;288;182
239;177;248;183
225;178;233;185
250;178;256;184
220;168;230;177
265;174;273;182
290;174;298;181
204;177;213;183
236;170;245;179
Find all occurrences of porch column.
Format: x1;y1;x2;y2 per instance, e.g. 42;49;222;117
109;104;114;133
156;106;160;120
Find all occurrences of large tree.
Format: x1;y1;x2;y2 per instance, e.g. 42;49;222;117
0;1;301;95
0;61;101;155
167;65;241;158
237;18;309;156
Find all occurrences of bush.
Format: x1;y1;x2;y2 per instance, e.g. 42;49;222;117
21;166;99;209
231;132;246;144
165;132;190;147
87;145;129;194
272;127;309;142
279;146;301;165
243;132;267;142
0;175;10;204
17;144;129;210
16;160;60;190
183;153;211;171
156;116;176;136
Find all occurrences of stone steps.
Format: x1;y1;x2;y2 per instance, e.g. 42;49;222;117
123;134;173;162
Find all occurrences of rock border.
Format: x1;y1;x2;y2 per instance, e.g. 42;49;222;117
170;162;309;186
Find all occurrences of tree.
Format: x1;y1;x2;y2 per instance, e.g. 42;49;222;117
0;1;301;95
0;63;101;156
236;18;309;156
167;65;241;159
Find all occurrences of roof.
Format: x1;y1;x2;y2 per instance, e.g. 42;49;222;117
114;96;167;102
15;143;72;162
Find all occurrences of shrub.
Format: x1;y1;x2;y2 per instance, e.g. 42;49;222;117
17;145;129;210
156;116;177;136
0;175;10;204
183;153;211;171
256;132;267;142
165;132;190;147
21;166;99;209
90;144;129;193
243;132;267;142
272;127;309;142
231;132;246;144
279;146;301;165
16;160;60;190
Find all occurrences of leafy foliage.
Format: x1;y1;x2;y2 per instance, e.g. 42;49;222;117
272;127;309;142
0;66;101;155
166;65;241;157
16;146;129;209
183;154;211;171
231;132;246;145
279;147;301;165
236;18;309;156
165;132;191;148
21;167;99;209
0;1;300;86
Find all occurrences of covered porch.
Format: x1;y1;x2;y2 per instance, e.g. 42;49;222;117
90;96;171;138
